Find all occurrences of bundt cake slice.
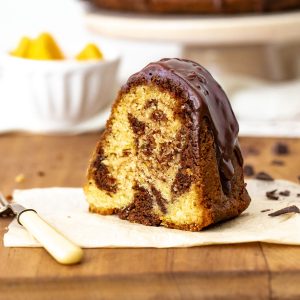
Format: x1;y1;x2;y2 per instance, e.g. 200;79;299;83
84;58;250;231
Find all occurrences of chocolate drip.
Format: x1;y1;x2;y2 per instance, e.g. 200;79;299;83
123;58;242;193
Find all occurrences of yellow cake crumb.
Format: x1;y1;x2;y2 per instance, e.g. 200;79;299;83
15;173;25;183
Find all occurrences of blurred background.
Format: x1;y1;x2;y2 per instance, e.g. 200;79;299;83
0;0;299;136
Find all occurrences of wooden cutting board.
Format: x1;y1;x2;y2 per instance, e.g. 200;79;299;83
0;134;299;300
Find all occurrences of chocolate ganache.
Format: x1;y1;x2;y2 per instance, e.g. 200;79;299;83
122;58;242;193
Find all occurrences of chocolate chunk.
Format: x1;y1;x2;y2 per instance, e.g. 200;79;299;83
268;205;300;217
297;193;300;197
261;209;271;213
266;189;279;200
271;160;285;166
255;171;274;181
273;142;290;155
279;190;290;197
243;164;255;176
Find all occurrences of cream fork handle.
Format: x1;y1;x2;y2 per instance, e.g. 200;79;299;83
18;210;83;265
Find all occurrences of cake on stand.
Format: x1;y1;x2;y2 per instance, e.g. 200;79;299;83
85;10;300;85
85;10;300;137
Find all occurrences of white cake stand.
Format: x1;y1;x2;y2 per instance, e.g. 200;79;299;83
85;10;300;82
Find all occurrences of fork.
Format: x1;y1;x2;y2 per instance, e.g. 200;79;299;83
0;193;83;265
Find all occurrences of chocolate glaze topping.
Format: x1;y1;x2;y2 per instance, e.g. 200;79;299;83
123;58;242;193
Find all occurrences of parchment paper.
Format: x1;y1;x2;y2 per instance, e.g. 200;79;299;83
4;179;300;248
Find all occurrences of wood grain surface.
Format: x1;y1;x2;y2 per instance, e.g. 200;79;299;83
0;134;299;300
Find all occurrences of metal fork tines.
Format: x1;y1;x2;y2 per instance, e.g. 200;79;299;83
0;193;15;217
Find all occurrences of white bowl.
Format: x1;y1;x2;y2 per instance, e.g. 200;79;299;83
0;49;120;133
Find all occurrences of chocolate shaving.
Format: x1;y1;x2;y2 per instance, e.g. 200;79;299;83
273;142;290;155
271;160;285;166
261;209;271;213
266;189;279;200
279;190;290;197
243;164;255;176
255;171;274;181
268;205;300;217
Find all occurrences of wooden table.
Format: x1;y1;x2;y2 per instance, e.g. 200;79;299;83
0;134;299;300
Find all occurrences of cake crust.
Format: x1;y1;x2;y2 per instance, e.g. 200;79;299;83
85;58;251;231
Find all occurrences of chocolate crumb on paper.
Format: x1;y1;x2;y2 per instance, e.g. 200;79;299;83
279;190;290;197
273;142;290;155
271;159;285;166
243;164;255;176
266;189;279;200
255;171;274;181
268;205;300;217
261;209;271;213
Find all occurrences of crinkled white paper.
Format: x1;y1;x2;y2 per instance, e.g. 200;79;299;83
3;179;300;248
